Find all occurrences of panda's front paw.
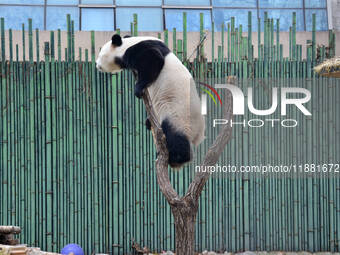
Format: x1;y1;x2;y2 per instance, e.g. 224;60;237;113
134;86;144;98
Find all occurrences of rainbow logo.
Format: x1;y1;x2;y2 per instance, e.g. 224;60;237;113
199;82;222;106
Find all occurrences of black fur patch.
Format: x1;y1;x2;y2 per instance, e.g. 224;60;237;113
114;56;127;69
121;40;171;98
161;119;191;167
145;118;151;130
112;34;122;46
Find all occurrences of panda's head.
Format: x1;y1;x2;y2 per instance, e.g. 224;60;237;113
96;34;124;73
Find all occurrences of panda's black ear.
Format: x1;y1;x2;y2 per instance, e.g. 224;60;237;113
111;34;122;47
123;35;131;38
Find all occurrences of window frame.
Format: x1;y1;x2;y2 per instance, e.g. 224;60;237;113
0;0;329;31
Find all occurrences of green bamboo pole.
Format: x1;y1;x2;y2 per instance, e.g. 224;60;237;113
67;14;71;62
221;22;224;60
276;19;280;61
22;23;25;61
57;29;61;61
50;31;55;59
183;12;187;61
258;17;261;61
248;11;252;61
289;27;292;60
312;13;316;63
270;18;274;60
211;21;215;61
0;16;6;236
164;29;168;47
292;12;296;60
227;23;230;61
9;29;12;62
264;12;268;61
1;18;4;62
172;28;176;55
133;13;138;36
177;39;183;62
231;17;235;63
71;20;75;62
28;18;35;246
200;12;204;60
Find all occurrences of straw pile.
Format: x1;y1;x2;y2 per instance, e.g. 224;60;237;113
314;57;340;78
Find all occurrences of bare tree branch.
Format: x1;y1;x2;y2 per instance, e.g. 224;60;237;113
141;76;235;254
185;76;234;203
142;92;184;207
142;76;234;206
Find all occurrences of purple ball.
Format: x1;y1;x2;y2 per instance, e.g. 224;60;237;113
61;244;84;255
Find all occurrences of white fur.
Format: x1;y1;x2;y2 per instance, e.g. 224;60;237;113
96;36;205;149
96;36;162;73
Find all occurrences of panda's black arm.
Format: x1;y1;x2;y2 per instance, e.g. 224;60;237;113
128;47;165;98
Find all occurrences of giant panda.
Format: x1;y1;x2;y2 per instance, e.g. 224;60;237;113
96;34;205;168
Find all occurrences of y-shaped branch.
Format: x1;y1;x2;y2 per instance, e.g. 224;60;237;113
142;92;184;207
142;76;234;208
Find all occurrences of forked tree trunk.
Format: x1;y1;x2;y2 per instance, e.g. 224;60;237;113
172;204;198;254
141;77;235;255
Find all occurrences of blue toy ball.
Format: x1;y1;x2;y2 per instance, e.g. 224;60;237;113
61;244;84;255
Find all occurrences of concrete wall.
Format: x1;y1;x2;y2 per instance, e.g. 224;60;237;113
329;0;340;30
2;30;340;61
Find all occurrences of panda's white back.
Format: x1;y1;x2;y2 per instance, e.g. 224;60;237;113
147;52;205;147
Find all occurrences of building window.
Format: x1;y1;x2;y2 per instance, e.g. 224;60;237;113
259;9;304;31
213;9;258;31
116;8;163;31
0;5;44;30
165;9;211;31
81;0;114;4
81;8;114;31
164;0;210;6
46;6;79;30
116;0;161;6
0;0;329;31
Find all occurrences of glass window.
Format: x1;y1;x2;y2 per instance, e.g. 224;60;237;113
213;9;258;31
81;0;114;4
305;9;328;30
81;8;114;31
259;9;304;31
259;0;302;8
212;0;257;8
305;0;326;8
46;7;79;30
165;9;211;31
164;0;210;6
0;6;44;30
116;8;163;31
0;0;44;4
47;0;78;4
116;0;161;6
